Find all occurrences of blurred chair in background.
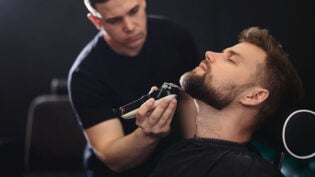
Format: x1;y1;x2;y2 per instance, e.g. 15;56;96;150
23;78;86;177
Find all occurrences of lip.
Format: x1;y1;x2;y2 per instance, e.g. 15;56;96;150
198;61;207;71
126;33;143;43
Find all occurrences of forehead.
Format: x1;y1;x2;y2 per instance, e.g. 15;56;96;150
95;0;141;18
230;42;266;65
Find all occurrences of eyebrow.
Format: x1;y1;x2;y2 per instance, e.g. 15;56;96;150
105;16;122;23
129;4;140;14
223;48;244;61
105;4;140;23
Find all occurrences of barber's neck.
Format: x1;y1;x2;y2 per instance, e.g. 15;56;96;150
194;100;253;143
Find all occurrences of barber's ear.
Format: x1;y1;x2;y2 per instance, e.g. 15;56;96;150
87;13;102;30
241;88;269;106
142;0;146;8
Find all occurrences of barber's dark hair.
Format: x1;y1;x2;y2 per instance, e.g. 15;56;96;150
238;27;304;125
86;0;109;7
84;0;110;17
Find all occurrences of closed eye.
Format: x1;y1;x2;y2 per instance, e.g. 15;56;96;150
227;58;236;64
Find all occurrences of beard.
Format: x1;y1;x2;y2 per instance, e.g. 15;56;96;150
180;68;248;110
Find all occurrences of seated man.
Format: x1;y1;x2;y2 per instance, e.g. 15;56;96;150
146;26;304;177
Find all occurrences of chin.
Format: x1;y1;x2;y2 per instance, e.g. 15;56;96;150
179;71;193;90
129;40;145;50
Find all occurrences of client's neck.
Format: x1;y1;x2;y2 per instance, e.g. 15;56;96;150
194;100;253;143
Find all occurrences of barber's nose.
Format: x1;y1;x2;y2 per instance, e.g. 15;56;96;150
123;18;135;32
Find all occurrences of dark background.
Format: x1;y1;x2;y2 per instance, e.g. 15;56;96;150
0;0;314;173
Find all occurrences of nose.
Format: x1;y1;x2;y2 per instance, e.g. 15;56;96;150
205;51;215;63
123;17;135;32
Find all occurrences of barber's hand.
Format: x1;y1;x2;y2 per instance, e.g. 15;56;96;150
135;96;177;139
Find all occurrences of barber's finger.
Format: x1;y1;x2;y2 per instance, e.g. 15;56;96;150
149;86;159;93
147;98;172;126
154;98;177;130
136;98;155;122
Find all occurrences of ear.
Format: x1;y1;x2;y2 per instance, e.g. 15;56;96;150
141;0;146;8
87;13;102;30
240;87;269;106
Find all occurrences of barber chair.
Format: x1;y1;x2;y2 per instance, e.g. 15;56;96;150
280;109;315;176
252;109;315;177
23;78;86;177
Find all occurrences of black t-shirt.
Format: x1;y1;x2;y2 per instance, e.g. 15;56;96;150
150;137;285;177
68;15;200;177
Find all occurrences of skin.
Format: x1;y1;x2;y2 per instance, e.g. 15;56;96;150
88;0;147;57
85;97;176;172
179;42;269;142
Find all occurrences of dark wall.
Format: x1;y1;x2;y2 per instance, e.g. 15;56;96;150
0;0;96;137
0;0;314;141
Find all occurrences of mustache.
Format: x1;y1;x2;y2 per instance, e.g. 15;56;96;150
204;59;210;65
201;59;211;71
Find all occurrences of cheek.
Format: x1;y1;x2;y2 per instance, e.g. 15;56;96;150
204;72;214;88
136;10;147;26
209;69;238;88
215;65;247;83
105;26;123;38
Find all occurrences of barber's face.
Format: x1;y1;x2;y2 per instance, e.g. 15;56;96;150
180;42;266;109
94;0;147;52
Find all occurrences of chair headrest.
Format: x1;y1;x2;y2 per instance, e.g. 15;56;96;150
50;78;68;95
282;109;315;159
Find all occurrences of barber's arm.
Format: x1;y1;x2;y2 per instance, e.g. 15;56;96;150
84;97;177;172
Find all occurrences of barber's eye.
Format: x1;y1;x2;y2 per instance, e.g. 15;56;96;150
129;6;139;15
107;18;121;24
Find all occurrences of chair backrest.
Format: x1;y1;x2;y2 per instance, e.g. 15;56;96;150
24;94;86;172
280;109;315;176
252;108;290;168
282;109;315;159
251;108;315;177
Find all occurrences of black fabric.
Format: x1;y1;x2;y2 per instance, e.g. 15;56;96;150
150;137;285;177
68;15;200;177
